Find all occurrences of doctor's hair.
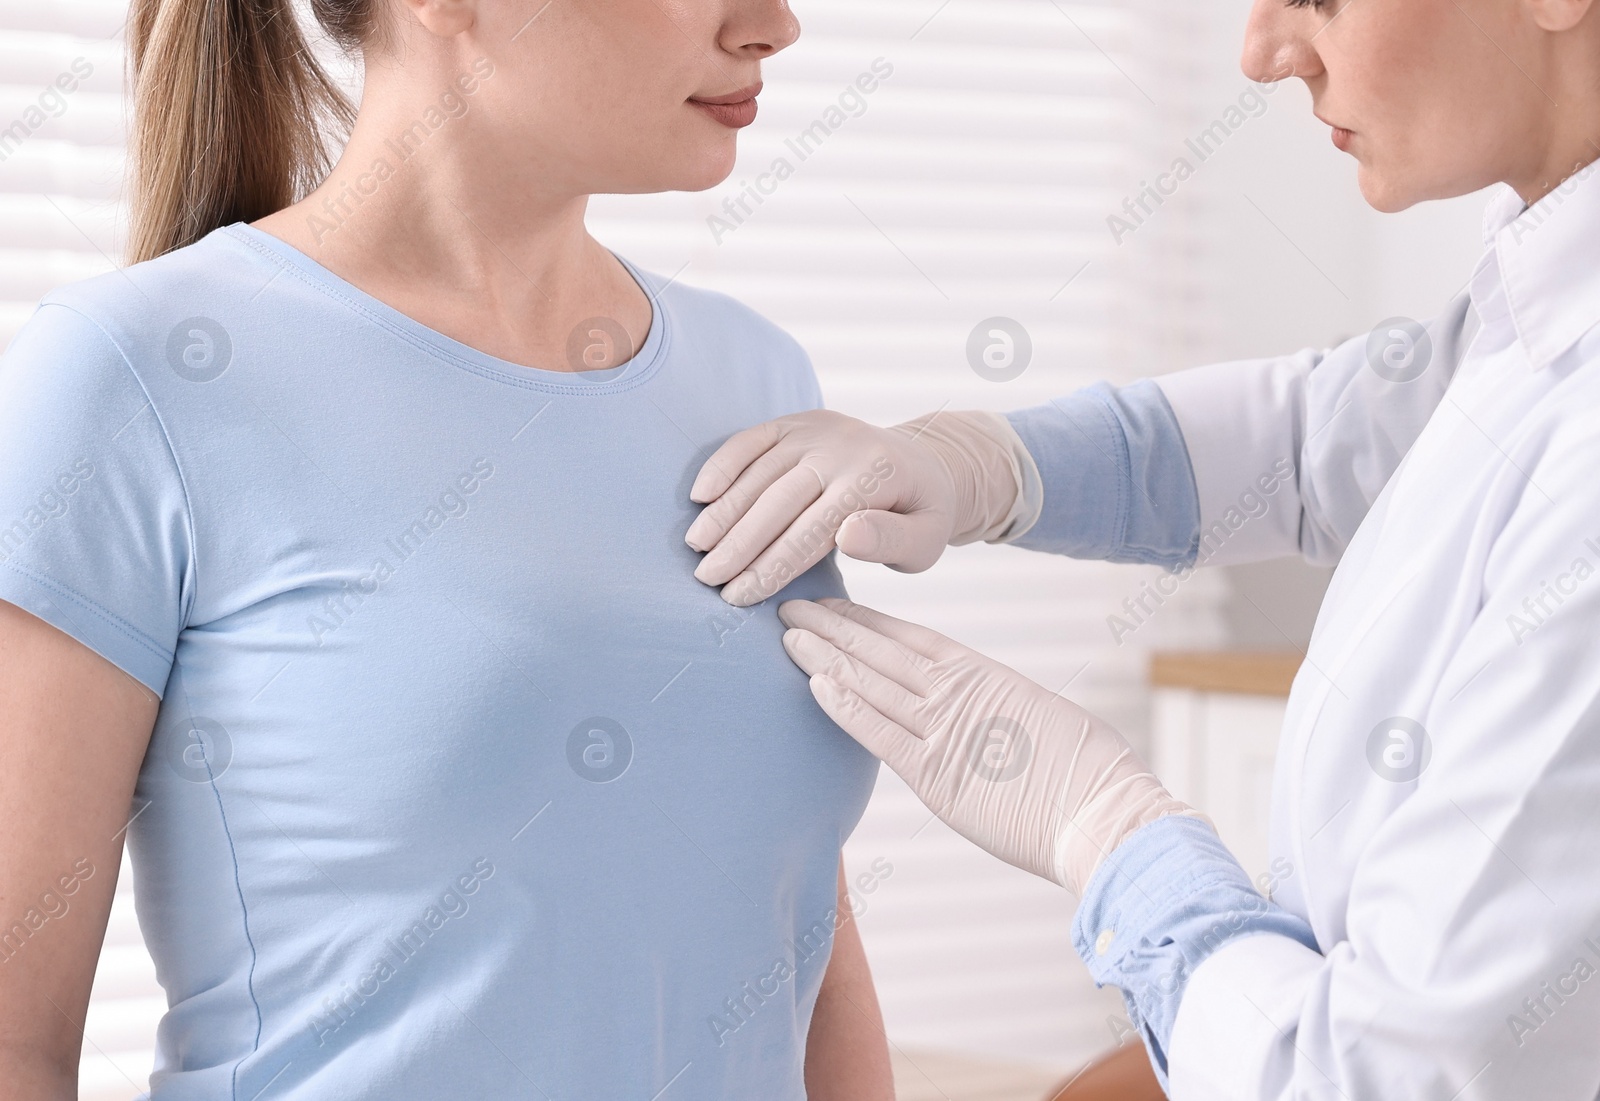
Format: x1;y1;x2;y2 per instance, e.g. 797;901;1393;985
125;0;380;264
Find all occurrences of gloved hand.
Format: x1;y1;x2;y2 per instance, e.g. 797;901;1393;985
778;597;1202;896
686;410;1041;607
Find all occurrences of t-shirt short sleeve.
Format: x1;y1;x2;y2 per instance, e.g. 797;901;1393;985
0;303;192;695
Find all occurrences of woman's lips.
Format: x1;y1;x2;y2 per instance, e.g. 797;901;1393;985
690;83;763;129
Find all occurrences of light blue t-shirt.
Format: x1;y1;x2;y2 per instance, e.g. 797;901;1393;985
0;225;877;1100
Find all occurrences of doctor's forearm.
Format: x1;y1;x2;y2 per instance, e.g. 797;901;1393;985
1004;380;1201;567
1073;816;1318;1088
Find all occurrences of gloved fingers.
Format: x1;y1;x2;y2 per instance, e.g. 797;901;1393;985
781;628;931;735
807;675;926;777
778;599;935;696
812;598;969;663
689;420;787;504
836;510;948;573
694;465;828;592
714;470;893;605
687;441;813;559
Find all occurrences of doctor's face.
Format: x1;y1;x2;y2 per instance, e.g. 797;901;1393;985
1240;0;1600;210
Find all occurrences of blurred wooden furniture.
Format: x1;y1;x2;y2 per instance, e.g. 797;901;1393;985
1149;650;1301;697
1044;1044;1163;1100
1149;650;1301;883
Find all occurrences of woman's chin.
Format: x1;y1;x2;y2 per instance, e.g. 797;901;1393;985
648;131;742;193
677;144;741;194
599;148;737;197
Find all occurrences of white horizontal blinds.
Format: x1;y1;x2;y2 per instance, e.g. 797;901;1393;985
589;0;1229;1067
0;0;127;349
593;2;1148;410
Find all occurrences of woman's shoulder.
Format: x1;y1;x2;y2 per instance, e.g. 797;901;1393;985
631;264;820;405
32;227;272;366
630;265;793;336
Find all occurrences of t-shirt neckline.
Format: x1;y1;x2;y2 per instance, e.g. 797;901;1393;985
221;222;670;396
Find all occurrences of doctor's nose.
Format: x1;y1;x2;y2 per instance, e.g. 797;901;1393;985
1240;0;1324;85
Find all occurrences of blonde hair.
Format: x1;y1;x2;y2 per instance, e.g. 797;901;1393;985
125;0;374;263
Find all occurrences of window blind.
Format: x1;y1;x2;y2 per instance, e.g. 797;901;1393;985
0;0;126;346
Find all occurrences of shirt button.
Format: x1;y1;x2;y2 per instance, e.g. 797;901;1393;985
1095;929;1115;956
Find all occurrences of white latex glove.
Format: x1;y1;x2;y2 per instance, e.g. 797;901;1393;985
686;410;1042;607
778;597;1202;896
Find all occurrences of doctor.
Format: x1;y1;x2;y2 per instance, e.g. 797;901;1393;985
685;0;1600;1096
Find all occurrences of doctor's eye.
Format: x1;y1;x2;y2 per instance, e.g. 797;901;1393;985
1285;0;1327;8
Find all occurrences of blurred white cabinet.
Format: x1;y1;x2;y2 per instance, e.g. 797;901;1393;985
1148;653;1300;884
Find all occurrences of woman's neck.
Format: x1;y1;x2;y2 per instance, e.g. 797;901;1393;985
253;75;652;374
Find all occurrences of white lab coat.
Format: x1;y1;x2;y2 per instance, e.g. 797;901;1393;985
1151;170;1600;1100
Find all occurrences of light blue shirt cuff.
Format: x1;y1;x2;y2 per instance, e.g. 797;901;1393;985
1005;380;1201;568
1071;815;1319;1090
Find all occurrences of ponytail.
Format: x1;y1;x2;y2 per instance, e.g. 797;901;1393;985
126;0;369;263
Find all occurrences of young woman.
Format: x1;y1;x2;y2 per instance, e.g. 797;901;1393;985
0;1;895;1098
687;0;1600;1096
